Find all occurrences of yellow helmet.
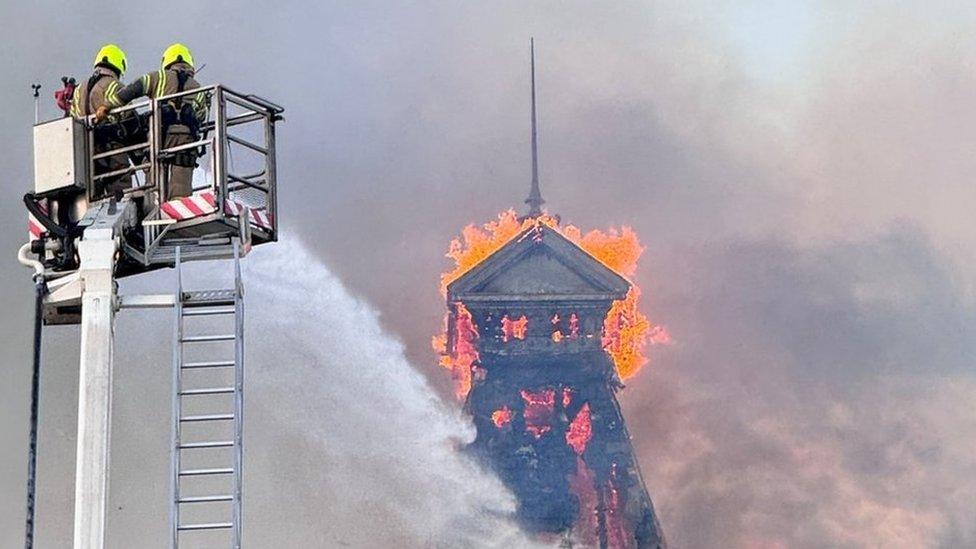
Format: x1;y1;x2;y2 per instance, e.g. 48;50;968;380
93;44;127;76
161;43;194;69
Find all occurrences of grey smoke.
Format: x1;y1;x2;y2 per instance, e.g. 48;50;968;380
624;228;976;547
2;1;976;548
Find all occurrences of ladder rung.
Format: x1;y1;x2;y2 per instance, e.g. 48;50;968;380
180;467;234;477
181;334;235;343
183;289;236;304
179;440;234;449
178;522;234;531
182;360;235;369
180;387;235;396
180;413;235;423
182;308;235;317
179;494;234;504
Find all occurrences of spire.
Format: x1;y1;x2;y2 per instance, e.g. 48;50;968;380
524;37;544;218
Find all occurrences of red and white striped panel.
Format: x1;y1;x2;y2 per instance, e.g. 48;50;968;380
223;199;273;231
160;191;273;231
160;192;218;220
28;199;49;242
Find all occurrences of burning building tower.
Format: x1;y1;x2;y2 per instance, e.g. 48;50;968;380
434;41;667;548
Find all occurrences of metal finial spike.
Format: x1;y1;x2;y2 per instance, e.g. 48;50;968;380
524;38;544;218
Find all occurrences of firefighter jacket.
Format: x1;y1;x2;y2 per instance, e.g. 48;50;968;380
70;67;123;118
105;62;208;122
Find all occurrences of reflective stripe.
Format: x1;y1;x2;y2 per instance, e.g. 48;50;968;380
104;81;120;107
70;86;81;118
154;69;166;98
191;91;207;119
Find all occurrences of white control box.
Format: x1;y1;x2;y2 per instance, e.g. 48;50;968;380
33;117;89;196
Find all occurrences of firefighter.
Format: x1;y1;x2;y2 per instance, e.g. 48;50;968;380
72;44;132;198
97;43;208;200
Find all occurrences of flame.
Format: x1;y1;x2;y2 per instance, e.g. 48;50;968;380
501;314;528;342
602;287;649;379
435;209;668;396
569;313;580;339
491;406;513;428
551;314;565;343
569;458;600;548
436;303;479;399
440;210;561;295
566;403;593;455
606;463;632;548
521;389;556;438
560;224;643;279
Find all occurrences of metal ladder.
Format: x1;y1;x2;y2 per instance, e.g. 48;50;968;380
171;242;244;548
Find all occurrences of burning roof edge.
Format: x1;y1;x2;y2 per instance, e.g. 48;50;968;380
447;223;631;302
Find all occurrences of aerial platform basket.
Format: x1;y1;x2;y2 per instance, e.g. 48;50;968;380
18;79;283;549
27;84;284;275
128;85;282;266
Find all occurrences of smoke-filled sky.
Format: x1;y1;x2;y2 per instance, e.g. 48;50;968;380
2;1;976;547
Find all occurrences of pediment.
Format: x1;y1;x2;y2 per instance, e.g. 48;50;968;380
447;224;630;302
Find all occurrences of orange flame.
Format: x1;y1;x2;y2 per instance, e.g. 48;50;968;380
434;209;668;396
566;403;593;455
440;210;561;295
491;406;513;428
521;388;556;439
603;287;649;379
501;314;529;342
435;303;479;399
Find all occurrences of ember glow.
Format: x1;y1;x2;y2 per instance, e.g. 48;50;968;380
435;209;668;396
438;209;668;545
606;464;629;547
501;314;529;342
566;403;593;455
569;458;601;547
491;406;513;428
432;302;480;399
520;389;556;439
551;314;565;343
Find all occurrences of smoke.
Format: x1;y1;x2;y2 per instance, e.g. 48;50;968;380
624;228;976;547
2;2;976;547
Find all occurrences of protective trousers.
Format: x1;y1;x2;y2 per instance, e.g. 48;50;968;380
163;124;196;200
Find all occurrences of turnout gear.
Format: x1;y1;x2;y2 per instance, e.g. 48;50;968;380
161;43;194;70
71;59;132;196
105;46;209;200
70;66;122;119
105;62;207;125
93;44;127;76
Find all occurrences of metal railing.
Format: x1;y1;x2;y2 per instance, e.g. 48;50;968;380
87;85;282;264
